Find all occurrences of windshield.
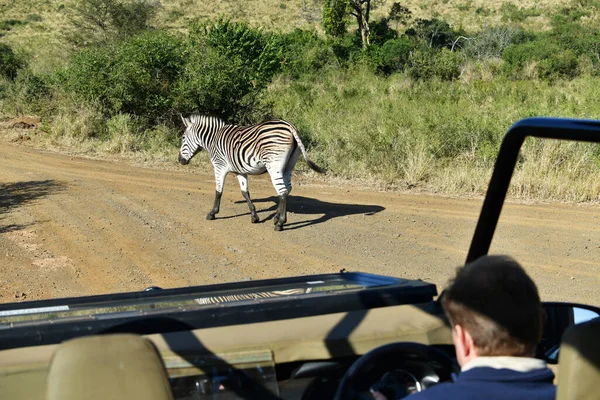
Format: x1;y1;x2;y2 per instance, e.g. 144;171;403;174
0;0;598;316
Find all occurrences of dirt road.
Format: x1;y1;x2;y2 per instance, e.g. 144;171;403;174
0;142;598;306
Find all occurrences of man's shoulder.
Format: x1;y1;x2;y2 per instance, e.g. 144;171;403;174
407;367;556;400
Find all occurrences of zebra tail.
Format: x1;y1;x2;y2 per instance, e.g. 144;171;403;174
289;123;326;174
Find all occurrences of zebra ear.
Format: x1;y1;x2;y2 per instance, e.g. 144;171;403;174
180;114;190;128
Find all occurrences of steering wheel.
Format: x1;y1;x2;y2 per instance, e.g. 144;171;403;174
334;342;459;400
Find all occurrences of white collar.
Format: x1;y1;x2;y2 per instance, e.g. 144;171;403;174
461;356;548;373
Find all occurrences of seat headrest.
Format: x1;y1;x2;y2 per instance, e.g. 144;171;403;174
47;334;174;400
557;317;600;400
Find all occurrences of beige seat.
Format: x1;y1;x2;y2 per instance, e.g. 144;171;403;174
556;317;600;400
46;334;174;400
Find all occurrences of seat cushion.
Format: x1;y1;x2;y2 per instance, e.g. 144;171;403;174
47;334;174;400
557;317;600;400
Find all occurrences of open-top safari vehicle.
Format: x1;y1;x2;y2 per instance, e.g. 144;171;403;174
0;118;599;399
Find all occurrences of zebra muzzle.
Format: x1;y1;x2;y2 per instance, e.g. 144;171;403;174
178;154;189;165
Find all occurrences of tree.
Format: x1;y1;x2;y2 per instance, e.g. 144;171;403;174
65;0;159;47
388;2;412;31
322;0;387;49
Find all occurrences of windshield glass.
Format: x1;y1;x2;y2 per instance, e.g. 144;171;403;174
0;0;598;316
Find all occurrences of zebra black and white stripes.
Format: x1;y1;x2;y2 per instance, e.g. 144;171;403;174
194;288;312;305
179;114;324;231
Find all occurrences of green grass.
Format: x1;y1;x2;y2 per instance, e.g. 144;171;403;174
266;66;600;201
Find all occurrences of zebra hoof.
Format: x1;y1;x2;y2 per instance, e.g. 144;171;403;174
206;213;215;220
251;214;259;223
274;224;283;231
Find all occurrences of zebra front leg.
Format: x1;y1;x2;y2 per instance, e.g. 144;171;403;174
274;193;288;231
207;190;222;220
207;169;227;220
236;174;259;223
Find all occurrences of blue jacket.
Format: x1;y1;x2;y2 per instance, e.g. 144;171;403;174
408;366;555;400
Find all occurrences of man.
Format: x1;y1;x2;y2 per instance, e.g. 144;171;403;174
374;255;555;400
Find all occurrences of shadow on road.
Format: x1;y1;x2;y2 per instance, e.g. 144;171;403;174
0;180;66;233
226;195;385;230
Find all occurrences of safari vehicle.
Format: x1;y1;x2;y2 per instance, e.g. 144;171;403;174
0;117;599;399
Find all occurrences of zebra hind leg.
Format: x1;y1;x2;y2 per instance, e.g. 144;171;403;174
241;191;259;223
207;190;222;220
236;174;259;223
274;193;288;231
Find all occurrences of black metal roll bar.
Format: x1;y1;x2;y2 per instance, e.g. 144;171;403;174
467;117;600;263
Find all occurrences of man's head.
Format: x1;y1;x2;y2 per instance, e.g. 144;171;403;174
441;255;543;366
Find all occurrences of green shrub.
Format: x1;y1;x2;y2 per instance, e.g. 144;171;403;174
502;39;581;80
192;19;282;88
0;43;23;80
378;36;414;75
500;3;541;22
405;18;458;49
538;50;579;80
66;0;159;46
60;31;185;122
276;29;338;78
174;43;265;124
407;48;461;80
0;19;27;31
367;18;398;46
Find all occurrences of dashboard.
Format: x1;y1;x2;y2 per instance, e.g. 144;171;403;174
166;345;457;399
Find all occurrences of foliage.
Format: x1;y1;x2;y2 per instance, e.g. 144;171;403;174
174;43;264;124
275;29;338;78
193;19;283;88
407;48;461;80
378;36;414;75
500;3;541;22
405;18;458;49
0;19;28;31
59;30;185;122
0;43;23;80
387;2;412;29
367;18;398;46
322;0;349;38
461;25;527;60
65;0;159;46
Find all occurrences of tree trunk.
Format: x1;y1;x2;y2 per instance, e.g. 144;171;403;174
351;0;371;49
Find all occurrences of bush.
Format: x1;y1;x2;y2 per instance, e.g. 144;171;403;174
3;70;51;115
192;19;282;88
502;39;580;80
405;18;458;49
368;18;398;46
378;36;414;75
407;48;461;80
538;50;579;80
462;25;527;60
174;44;265;124
66;0;159;46
60;30;186;122
0;43;22;80
276;29;338;78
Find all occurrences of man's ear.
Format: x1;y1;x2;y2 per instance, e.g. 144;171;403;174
453;324;477;367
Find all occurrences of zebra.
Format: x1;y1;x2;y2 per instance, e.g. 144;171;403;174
178;114;325;231
194;288;312;305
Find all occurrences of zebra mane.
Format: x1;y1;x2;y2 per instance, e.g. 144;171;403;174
188;113;226;126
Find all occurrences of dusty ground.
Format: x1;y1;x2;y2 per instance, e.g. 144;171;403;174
0;140;598;307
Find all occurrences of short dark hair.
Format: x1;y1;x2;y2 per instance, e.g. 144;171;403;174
441;255;543;356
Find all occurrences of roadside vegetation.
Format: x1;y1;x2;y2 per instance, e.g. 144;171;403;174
0;0;599;201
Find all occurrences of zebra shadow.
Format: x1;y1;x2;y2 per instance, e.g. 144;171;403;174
232;195;385;230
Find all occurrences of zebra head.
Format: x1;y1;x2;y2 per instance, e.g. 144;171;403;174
178;115;202;165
